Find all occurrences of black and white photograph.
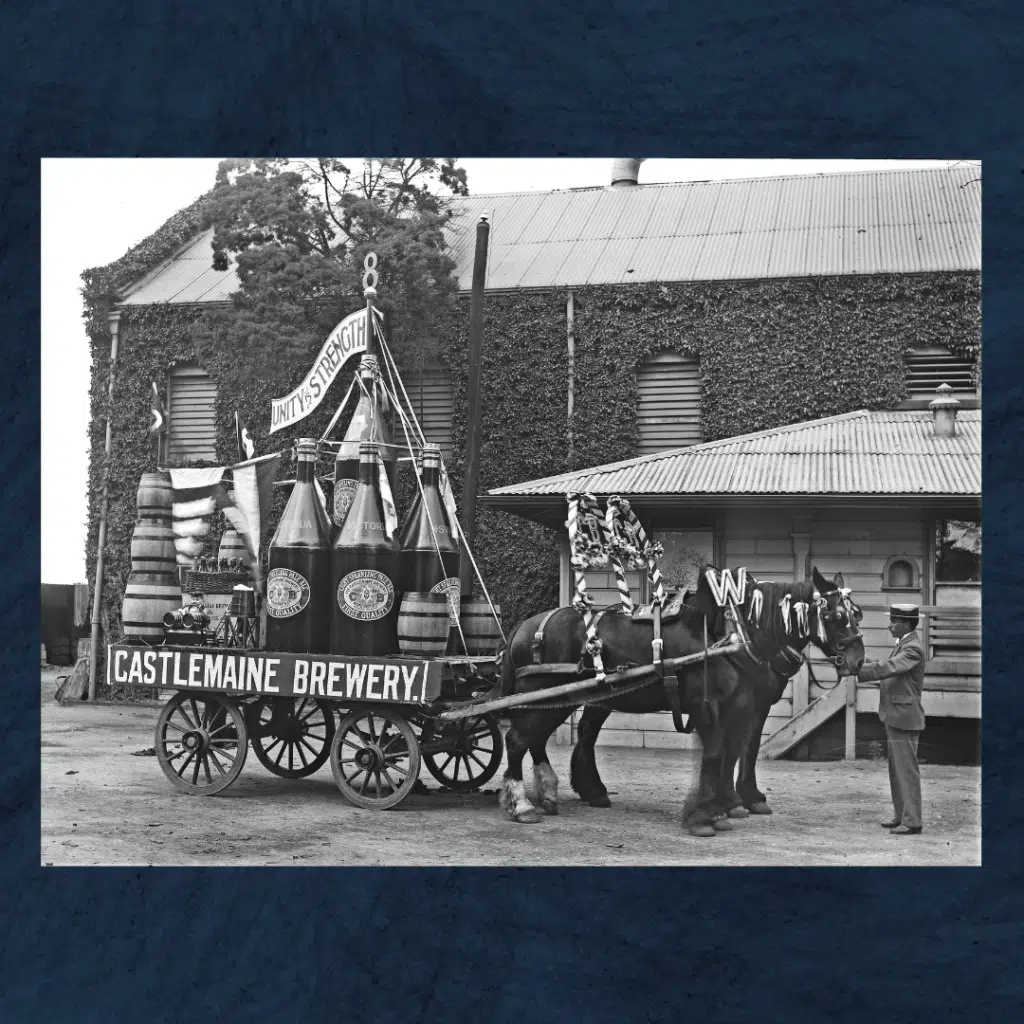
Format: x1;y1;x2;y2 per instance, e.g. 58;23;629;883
40;156;981;867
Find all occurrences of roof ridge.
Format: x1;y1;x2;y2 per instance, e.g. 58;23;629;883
451;165;977;203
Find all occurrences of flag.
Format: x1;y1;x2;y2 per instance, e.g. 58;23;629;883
169;467;228;566
235;411;255;462
222;453;282;591
149;382;167;435
438;462;462;547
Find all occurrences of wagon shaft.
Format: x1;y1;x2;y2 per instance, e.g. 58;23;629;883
436;641;744;721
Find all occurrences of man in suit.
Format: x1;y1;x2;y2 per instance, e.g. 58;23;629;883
857;604;926;835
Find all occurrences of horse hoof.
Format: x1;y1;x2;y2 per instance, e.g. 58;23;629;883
538;800;559;816
588;794;612;808
727;806;750;819
747;802;773;815
514;810;543;824
688;824;716;837
711;818;734;832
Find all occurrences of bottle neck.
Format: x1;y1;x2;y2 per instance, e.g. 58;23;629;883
296;455;317;483
359;457;379;484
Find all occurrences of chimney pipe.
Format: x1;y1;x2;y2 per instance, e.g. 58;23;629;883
610;158;645;188
929;382;961;438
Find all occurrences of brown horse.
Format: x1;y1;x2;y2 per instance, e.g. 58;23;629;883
498;567;864;836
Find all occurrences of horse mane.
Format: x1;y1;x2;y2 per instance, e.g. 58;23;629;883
743;577;819;645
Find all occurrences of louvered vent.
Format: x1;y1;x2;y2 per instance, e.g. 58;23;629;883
403;365;454;462
905;346;975;398
637;352;701;455
167;365;218;464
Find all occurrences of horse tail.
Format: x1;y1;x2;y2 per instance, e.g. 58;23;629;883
499;637;518;699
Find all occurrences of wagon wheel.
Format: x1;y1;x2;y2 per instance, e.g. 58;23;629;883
250;696;335;779
155;693;248;796
330;706;421;810
420;713;503;792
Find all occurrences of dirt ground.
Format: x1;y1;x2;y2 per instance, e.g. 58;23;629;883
40;669;981;867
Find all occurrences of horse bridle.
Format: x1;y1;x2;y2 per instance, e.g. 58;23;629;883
814;586;863;668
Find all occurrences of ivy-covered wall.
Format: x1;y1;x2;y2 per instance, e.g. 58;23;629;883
84;237;979;661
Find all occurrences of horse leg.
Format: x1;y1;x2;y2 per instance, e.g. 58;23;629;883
683;708;729;837
569;705;613;807
499;715;542;824
527;709;572;815
720;689;760;820
736;674;785;814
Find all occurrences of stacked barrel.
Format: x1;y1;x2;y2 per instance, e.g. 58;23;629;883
121;472;182;640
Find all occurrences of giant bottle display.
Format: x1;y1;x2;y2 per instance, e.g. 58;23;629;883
121;471;183;640
265;438;331;654
397;444;461;654
332;355;398;533
331;442;402;656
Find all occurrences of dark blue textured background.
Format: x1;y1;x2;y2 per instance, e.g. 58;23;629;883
3;1;1021;1019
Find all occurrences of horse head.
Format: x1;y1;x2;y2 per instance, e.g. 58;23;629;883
811;568;865;677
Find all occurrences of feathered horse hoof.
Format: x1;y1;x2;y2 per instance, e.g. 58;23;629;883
727;806;750;819
688;823;716;837
711;818;734;832
588;793;612;808
747;802;773;815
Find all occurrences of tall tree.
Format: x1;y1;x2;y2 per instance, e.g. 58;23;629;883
193;158;468;379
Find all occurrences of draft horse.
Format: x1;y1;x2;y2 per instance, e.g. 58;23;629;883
498;567;864;836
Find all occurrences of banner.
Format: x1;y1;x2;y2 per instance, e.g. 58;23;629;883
269;307;382;434
169;467;228;566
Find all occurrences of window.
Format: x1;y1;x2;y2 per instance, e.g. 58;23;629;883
401;362;454;462
636;352;701;456
166;364;218;465
935;519;981;583
904;345;976;402
882;555;918;591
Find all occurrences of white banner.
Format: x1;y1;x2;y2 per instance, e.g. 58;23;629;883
269;308;380;434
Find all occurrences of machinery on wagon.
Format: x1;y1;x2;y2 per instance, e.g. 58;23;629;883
109;252;749;811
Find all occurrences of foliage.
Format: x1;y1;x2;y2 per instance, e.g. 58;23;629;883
191;158;467;377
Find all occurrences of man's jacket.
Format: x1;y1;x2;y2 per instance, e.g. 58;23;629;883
857;629;926;731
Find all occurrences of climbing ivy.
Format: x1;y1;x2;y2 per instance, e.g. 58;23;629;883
84;248;979;670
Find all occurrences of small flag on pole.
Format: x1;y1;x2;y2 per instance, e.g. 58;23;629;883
235;411;255;462
149;382;167;435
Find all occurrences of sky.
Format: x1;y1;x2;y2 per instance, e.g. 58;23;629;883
41;157;963;585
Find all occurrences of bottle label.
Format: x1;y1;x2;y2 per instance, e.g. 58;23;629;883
338;569;396;621
333;479;358;525
430;577;462;626
266;568;311;618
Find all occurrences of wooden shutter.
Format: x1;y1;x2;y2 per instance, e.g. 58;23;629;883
404;365;454;462
167;365;218;464
637;352;701;455
905;346;975;399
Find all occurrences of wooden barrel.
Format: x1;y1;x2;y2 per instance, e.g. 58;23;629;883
459;597;502;656
130;471;177;573
397;592;450;657
122;572;183;640
218;527;252;570
136;471;174;518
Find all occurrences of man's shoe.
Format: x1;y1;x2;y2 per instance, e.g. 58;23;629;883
889;825;922;835
880;819;901;828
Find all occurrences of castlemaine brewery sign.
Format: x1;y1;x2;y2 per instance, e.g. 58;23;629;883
107;642;443;704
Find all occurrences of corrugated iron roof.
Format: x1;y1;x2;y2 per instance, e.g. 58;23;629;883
116;166;981;307
483;410;981;500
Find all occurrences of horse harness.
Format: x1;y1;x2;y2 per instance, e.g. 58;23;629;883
520;602;728;731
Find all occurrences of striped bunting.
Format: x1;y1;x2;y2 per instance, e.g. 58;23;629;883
168;467;227;567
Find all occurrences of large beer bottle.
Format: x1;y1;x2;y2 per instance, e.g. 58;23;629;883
331;442;402;656
265;438;331;653
332;355;398;533
400;443;461;623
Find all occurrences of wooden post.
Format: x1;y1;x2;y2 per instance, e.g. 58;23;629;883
845;674;857;760
460;214;490;593
792;663;809;716
87;310;121;701
566;290;575;470
791;517;812;718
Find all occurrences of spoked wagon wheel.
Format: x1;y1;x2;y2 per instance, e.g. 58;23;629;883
420;713;503;792
249;696;335;779
155;693;248;796
330;706;421;810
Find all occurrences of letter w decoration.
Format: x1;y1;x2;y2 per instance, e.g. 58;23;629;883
704;567;748;608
